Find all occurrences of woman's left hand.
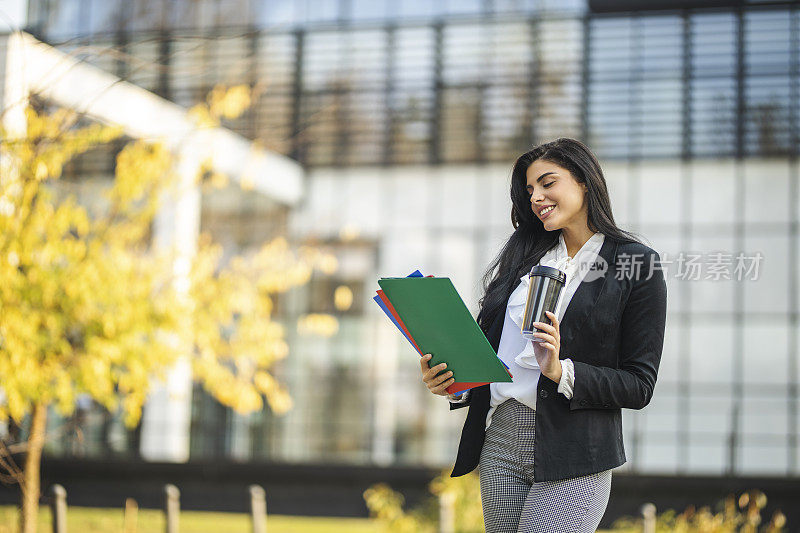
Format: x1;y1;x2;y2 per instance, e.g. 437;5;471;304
532;311;563;384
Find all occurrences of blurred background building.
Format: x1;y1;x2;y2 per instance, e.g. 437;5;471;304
1;0;799;523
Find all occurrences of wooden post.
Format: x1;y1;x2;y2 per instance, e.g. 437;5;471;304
164;484;180;533
249;485;267;533
49;484;67;533
438;491;455;533
641;502;656;533
123;497;139;533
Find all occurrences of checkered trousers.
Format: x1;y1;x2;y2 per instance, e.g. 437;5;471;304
478;398;612;533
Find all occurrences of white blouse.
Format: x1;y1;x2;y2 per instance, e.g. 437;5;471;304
449;231;606;431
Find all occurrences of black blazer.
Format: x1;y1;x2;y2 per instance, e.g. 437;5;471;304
449;236;667;482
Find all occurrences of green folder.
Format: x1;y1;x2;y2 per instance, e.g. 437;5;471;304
377;276;513;384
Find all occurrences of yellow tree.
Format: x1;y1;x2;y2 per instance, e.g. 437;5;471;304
0;88;325;533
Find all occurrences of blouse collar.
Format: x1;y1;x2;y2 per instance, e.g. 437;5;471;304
557;231;605;261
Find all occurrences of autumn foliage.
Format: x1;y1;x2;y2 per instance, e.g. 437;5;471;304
364;472;787;533
0;86;328;532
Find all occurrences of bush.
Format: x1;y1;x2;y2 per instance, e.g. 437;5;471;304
363;468;483;533
609;489;787;533
365;471;787;533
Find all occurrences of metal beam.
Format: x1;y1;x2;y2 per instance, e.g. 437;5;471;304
5;31;304;206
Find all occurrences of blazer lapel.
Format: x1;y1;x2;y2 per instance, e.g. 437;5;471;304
560;236;618;344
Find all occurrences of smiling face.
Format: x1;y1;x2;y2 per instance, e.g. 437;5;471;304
525;159;589;233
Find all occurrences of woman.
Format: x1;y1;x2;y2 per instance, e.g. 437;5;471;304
419;138;667;532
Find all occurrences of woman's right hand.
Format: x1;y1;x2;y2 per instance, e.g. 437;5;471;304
420;353;454;396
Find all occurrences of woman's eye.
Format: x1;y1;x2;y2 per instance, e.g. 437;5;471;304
527;182;553;195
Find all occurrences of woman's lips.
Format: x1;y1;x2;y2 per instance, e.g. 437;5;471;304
540;205;555;220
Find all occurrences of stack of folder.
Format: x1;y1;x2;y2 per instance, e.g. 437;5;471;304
374;270;513;395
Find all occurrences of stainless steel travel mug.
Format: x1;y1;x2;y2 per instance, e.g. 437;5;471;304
521;265;567;341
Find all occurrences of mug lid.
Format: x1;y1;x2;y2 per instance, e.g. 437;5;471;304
529;265;566;284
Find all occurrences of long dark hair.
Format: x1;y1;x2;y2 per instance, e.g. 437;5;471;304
476;137;645;333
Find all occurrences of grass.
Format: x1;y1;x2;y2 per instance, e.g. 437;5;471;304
0;505;616;532
0;505;380;533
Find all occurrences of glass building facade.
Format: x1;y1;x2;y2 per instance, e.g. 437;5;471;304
17;0;800;476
